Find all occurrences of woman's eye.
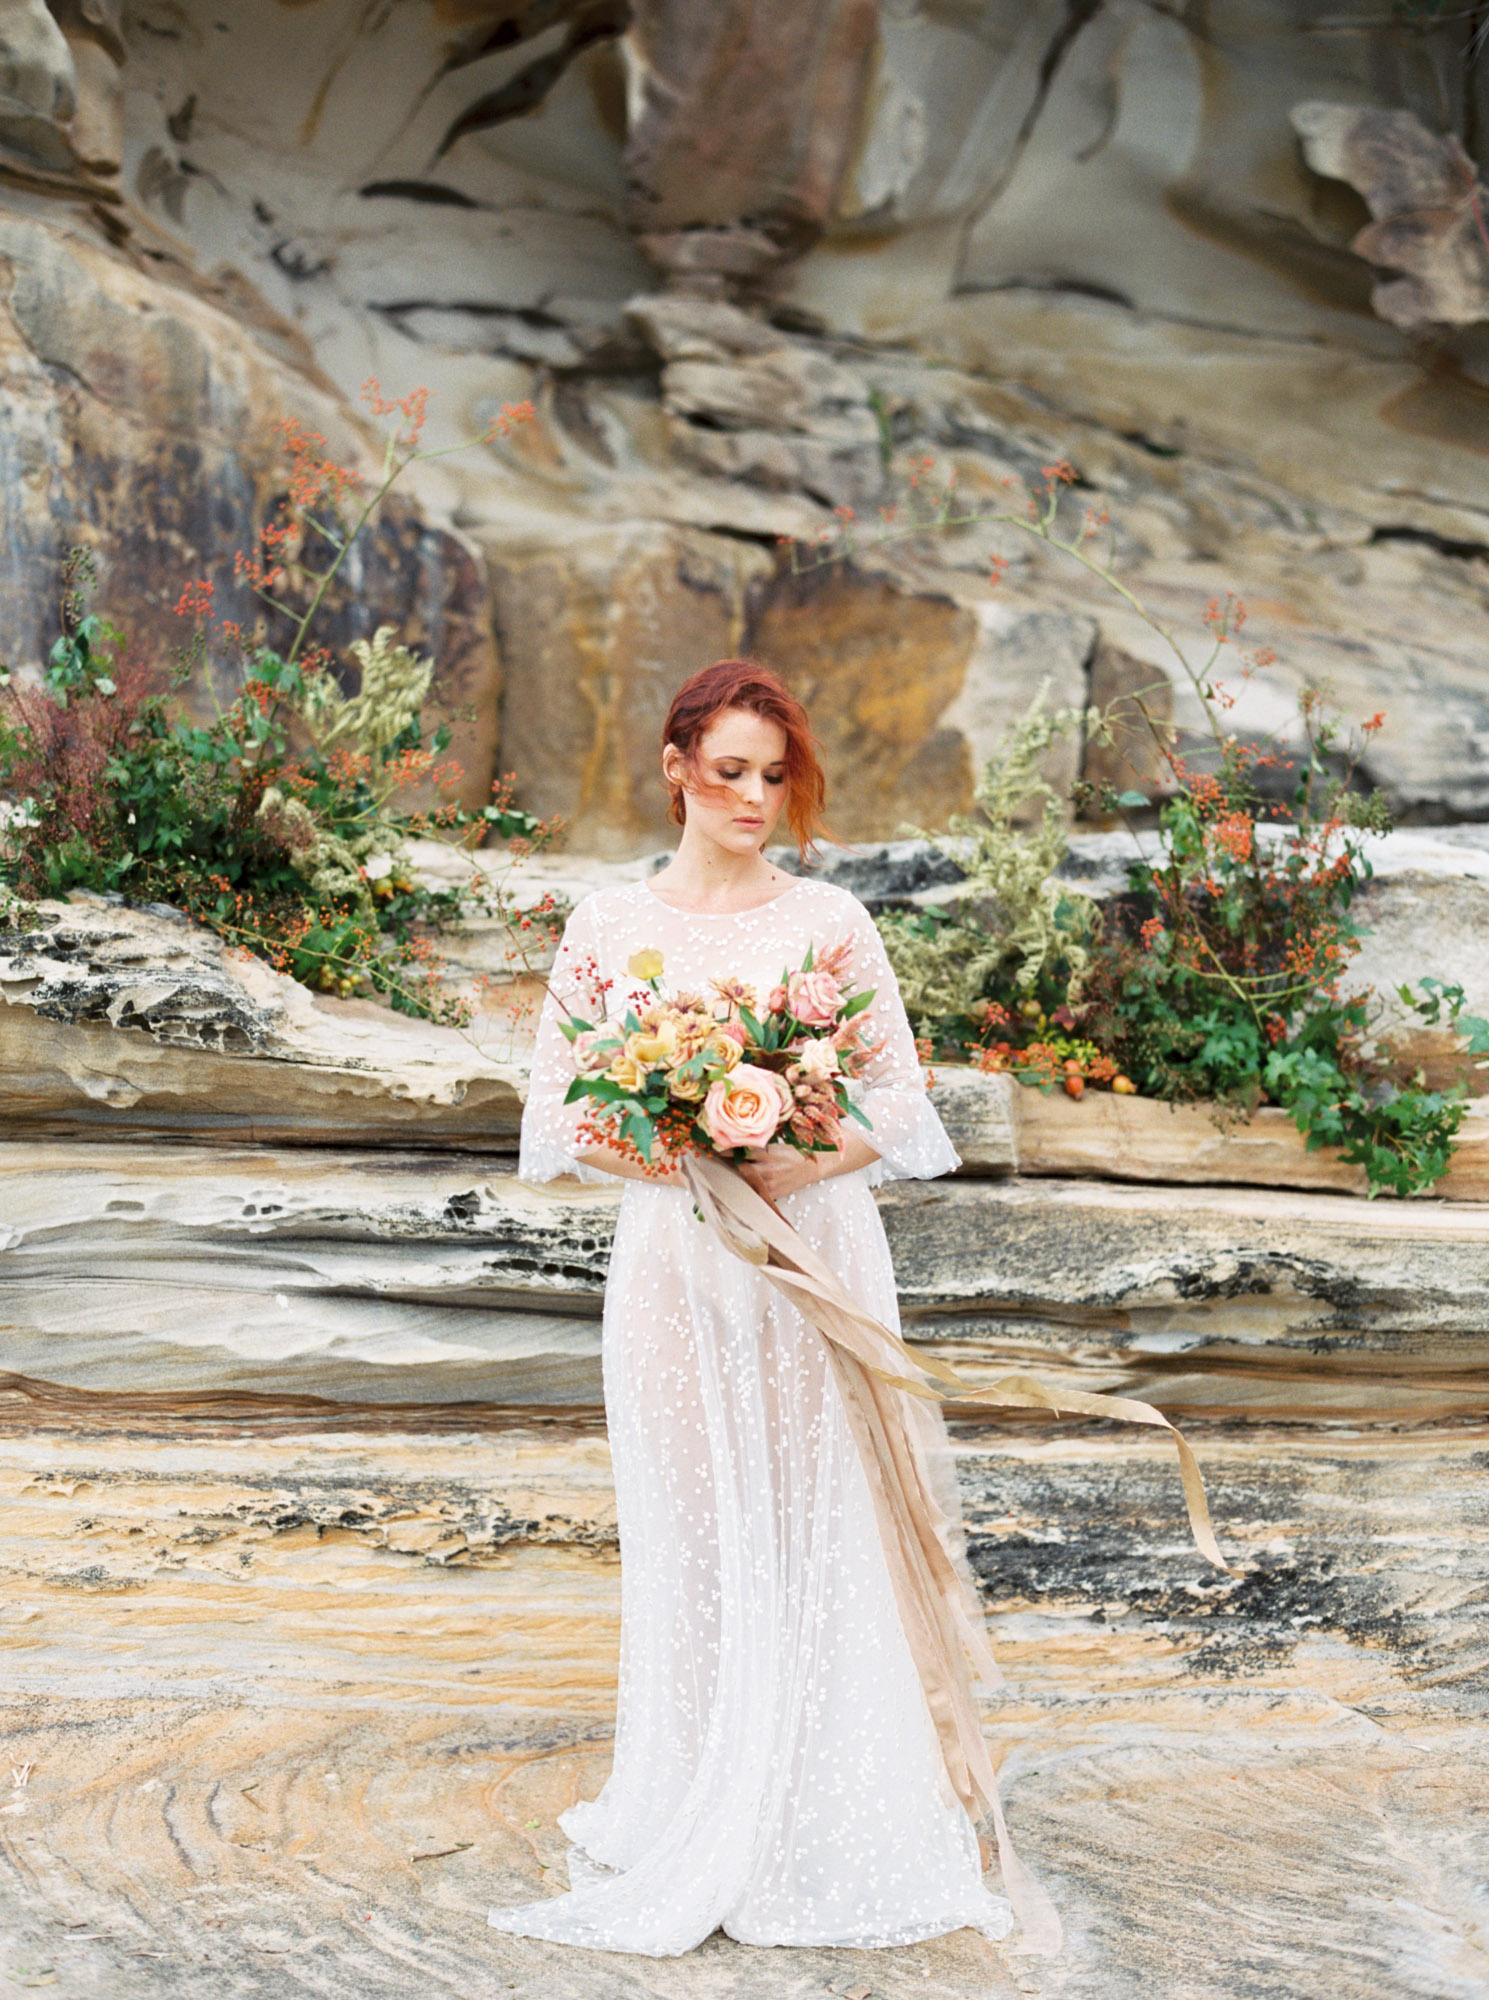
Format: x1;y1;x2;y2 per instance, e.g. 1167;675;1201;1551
765;773;785;786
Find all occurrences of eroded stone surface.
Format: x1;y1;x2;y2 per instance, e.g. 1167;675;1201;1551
0;1411;1483;1999
0;899;526;1147
5;1142;1487;1426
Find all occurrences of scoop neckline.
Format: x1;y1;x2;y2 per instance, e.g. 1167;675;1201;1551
641;874;808;918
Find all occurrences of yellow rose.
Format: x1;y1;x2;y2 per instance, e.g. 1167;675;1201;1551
698;1030;743;1072
605;1052;648;1091
626;1020;679;1068
628;948;665;981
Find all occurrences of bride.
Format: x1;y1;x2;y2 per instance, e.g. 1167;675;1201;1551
488;658;1049;1958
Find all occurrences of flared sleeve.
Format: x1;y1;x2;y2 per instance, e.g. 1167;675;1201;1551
517;892;616;1188
842;896;962;1188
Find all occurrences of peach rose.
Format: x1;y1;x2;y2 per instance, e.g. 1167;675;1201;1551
786;967;843;1026
700;1064;791;1150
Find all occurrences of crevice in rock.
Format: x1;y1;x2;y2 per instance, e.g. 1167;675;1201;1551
1121;429;1184;459
432;1;630;163
700;523;784;554
270;240;332;283
373;297;570;327
1368;524;1489;561
949;0;1106;292
359;180;484;208
962;275;1137;311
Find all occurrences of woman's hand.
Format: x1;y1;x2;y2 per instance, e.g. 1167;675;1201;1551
738;1123;884;1205
736;1142;825;1206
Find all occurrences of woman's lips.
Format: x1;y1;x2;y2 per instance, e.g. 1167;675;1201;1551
734;816;764;827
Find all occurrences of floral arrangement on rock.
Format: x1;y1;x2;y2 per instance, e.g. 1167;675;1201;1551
0;384;553;1023
558;943;877;1175
789;463;1489;1198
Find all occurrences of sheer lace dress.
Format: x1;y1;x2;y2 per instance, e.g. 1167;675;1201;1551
488;876;1015;1956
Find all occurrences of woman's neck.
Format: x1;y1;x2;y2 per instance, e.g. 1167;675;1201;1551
647;834;794;913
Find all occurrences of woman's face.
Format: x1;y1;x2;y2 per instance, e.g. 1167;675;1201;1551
665;706;789;855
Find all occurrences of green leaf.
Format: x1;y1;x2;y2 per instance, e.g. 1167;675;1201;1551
564;1075;625;1105
1458;1013;1489;1057
620;1108;655;1159
1116;790;1149;809
839;988;875;1020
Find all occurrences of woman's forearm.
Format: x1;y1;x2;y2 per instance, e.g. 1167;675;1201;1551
812;1123;883;1183
573;1141;684;1186
577;1123;880;1192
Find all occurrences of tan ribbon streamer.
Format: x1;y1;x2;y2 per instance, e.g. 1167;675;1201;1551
681;1152;1234;1960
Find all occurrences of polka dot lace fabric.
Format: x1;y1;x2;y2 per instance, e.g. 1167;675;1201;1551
492;877;1015;1956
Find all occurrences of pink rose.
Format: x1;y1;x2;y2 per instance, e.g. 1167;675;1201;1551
572;1027;621;1075
766;984;788;1014
718;1018;748;1047
786;967;843;1027
700;1063;791;1150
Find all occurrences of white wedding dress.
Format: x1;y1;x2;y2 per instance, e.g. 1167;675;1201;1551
489;874;1016;1956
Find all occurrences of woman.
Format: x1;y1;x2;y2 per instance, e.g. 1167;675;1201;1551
488;660;1023;1956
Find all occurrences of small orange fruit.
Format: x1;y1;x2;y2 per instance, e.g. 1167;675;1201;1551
1112;1074;1137;1095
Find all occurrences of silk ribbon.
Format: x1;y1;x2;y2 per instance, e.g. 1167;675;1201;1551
680;1151;1233;1961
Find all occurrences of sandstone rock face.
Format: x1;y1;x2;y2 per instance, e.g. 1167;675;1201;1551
1293;101;1489;332
624;0;878;294
0;3;1484;848
486;521;770;857
0;897;526;1146
744;559;980;837
0;208;500;806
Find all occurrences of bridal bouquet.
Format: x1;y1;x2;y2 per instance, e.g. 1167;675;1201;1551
557;940;878;1174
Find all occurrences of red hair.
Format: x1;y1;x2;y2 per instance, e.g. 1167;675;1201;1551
662;659;831;860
